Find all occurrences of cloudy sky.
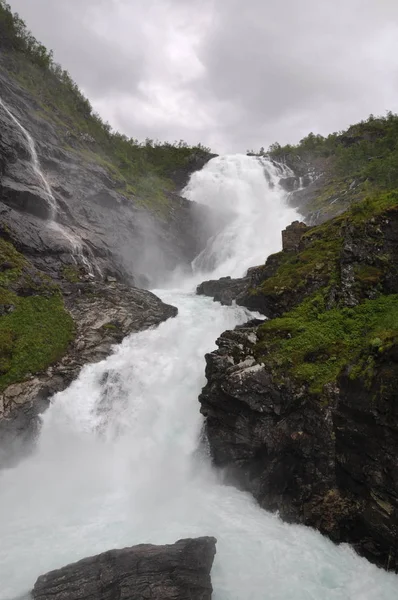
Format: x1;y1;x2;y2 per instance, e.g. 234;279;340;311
9;0;398;153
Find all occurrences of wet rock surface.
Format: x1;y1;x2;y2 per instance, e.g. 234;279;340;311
0;63;213;286
199;322;398;570
32;537;216;600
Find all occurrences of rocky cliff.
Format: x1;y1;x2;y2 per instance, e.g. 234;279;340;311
198;193;398;569
0;61;214;287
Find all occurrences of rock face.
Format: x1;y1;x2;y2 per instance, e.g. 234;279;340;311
197;276;250;306
281;220;309;251
0;278;177;468
32;537;216;600
200;325;398;570
199;203;398;570
0;60;214;287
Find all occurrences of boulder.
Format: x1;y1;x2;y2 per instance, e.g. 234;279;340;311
32;537;217;600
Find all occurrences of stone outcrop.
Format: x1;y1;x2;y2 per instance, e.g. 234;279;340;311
0;278;177;468
32;537;216;600
199;323;398;570
196;220;312;313
281;220;309;251
198;203;398;570
197;275;250;306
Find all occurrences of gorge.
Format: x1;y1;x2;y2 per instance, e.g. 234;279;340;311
0;2;398;598
1;152;397;599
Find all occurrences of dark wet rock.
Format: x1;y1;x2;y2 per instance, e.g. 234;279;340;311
197;276;250;306
32;537;216;600
279;175;300;192
0;280;177;468
0;63;215;287
198;206;398;570
199;324;398;570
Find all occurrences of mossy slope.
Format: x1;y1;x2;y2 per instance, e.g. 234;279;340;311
253;192;398;395
0;237;74;391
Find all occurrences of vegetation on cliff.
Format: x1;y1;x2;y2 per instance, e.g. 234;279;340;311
254;192;398;395
0;237;74;390
267;114;398;190
0;0;212;211
248;109;398;222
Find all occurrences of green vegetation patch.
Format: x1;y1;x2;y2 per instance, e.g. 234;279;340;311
349;191;398;222
255;293;398;394
62;265;81;283
252;217;343;298
0;236;26;285
0;292;74;390
0;236;75;390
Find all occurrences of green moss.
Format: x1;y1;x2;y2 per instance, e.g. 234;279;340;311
62;265;80;283
354;264;384;285
0;292;74;390
255;294;398;394
101;322;119;331
0;236;26;285
0;237;75;390
253;218;343;299
349;191;398;222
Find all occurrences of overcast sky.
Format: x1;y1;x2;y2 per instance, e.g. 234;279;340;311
9;0;398;153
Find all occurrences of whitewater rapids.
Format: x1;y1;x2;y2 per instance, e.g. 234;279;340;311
0;155;397;599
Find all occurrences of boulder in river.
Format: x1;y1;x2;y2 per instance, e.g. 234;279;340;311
32;537;217;600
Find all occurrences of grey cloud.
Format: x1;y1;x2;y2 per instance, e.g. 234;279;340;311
8;0;398;152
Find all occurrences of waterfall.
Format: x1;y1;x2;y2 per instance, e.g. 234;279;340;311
183;154;298;279
0;98;96;275
0;155;396;599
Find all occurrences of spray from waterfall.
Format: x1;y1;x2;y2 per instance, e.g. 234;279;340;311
0;98;97;276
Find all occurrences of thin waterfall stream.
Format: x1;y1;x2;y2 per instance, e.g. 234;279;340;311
0;98;97;275
0;155;397;599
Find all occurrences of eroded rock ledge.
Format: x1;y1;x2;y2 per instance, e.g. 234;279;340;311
32;537;216;600
0;278;177;468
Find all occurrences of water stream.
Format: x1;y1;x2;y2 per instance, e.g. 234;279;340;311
0;155;396;599
0;98;96;275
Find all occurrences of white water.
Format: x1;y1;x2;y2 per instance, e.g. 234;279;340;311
184;154;297;280
0;155;397;599
0;98;96;274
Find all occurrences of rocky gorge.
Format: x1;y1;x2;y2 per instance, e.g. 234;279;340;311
1;2;398;597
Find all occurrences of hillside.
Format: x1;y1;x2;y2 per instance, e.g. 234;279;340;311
250;112;398;224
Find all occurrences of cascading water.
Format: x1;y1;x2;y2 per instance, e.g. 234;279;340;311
0;98;97;275
184;154;298;280
0;155;397;600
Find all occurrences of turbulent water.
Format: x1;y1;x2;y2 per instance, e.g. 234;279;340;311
1;155;397;599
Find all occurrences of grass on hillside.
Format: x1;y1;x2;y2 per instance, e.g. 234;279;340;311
0;238;74;391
